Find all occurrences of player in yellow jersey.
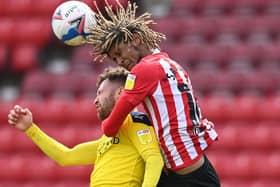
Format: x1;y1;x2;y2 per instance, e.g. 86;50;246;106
7;67;163;187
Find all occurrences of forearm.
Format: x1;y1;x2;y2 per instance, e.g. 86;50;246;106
142;154;164;187
25;124;97;166
102;98;135;136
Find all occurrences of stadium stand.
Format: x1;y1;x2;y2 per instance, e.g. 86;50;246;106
0;0;279;186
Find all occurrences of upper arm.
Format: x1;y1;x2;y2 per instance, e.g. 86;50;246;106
124;62;160;105
64;139;102;165
25;124;102;166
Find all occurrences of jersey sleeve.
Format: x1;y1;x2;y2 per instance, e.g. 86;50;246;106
126;113;163;187
25;124;101;166
102;62;160;137
123;61;160;105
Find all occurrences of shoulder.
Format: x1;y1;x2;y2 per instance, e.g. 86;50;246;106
129;112;152;126
132;56;160;72
129;60;161;83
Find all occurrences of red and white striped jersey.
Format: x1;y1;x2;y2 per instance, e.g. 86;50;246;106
122;52;218;170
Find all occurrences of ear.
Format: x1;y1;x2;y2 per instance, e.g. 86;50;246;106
131;33;141;46
114;86;123;99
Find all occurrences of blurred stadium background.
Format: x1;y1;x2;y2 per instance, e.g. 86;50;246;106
0;0;280;186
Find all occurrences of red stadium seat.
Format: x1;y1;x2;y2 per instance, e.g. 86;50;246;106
0;122;101;152
5;0;33;17
215;16;249;37
208;151;280;180
199;95;235;122
11;45;38;72
265;0;280;15
214;122;280;150
0;126;43;153
258;95;280;121
170;0;203;16
246;31;272;46
21;71;54;96
216;70;270;93
201;93;273;122
0;127;16;152
222;179;280;187
0;1;6;16
251;152;280;179
0;45;7;70
0;155;91;180
0;18;14;45
14;19;51;47
252;15;280;34
164;43;191;65
0;100;14;123
217;152;254;179
70;45;93;66
194;45;224;67
246;70;276;93
50;71;98;96
257;44;280;66
0;126;42;153
0;155;28;180
152;17;185;42
214;71;237;91
42;98;74;124
183;17;221;41
225;44;256;66
227;95;261;121
70;97;98;124
0;179;89;187
31;0;64;17
51;73;78;94
190;69;219;93
233;0;267;10
200;0;231;17
166;44;227;68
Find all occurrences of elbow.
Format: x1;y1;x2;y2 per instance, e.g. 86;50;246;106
102;124;118;137
148;154;164;168
54;154;73;166
56;159;70;167
57;162;67;167
157;155;164;168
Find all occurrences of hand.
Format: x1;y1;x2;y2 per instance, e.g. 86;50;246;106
8;105;33;132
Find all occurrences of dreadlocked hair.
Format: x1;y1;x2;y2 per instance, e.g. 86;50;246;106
96;66;129;88
87;0;166;61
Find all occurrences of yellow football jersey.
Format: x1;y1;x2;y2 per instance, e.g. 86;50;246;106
25;112;163;187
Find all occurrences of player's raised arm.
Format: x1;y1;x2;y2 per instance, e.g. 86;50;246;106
8;105;99;166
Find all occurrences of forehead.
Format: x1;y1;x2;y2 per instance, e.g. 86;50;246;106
108;42;129;56
98;79;110;91
97;79;118;93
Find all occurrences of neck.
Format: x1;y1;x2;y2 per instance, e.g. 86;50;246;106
140;46;153;58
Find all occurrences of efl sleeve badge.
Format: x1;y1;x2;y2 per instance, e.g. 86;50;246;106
125;73;136;90
137;129;152;145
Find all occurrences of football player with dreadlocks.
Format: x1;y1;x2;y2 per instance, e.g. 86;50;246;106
87;1;220;187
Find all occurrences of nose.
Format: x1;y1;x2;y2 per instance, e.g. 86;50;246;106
94;96;98;106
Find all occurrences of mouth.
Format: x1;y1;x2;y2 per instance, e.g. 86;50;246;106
95;105;101;112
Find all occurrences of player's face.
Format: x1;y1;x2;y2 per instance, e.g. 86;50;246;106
94;79;119;120
108;41;142;71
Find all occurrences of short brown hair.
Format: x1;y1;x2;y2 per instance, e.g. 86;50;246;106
96;66;129;88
